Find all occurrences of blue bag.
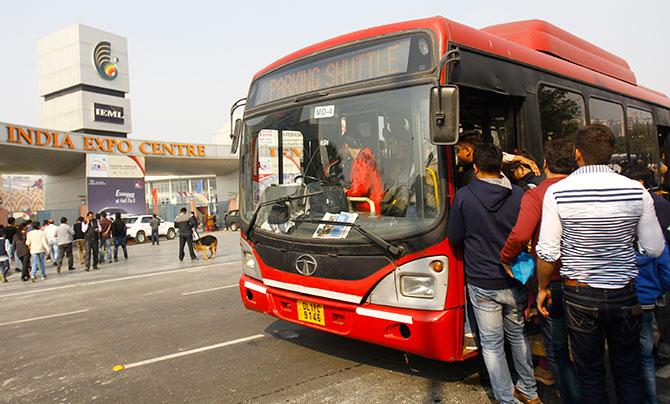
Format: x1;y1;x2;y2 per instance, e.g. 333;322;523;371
511;252;535;285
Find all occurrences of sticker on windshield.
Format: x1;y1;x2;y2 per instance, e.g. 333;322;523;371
313;105;335;119
312;212;358;239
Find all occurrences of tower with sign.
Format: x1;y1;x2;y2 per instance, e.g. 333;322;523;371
37;24;132;137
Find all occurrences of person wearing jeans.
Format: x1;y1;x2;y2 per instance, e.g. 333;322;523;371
26;225;49;282
111;212;128;261
536;125;665;404
448;143;538;404
499;138;580;403
468;284;538;403
538;283;581;404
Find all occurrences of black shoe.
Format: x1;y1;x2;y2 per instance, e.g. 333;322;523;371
114;258;118;262
93;266;98;270
85;267;90;272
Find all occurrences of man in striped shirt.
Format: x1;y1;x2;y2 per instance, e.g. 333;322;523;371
536;124;664;404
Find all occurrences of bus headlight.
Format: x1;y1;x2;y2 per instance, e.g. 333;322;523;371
400;275;435;298
240;239;262;281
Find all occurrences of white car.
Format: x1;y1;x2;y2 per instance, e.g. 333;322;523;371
121;215;176;244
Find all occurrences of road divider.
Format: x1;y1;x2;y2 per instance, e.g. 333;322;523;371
0;309;89;327
181;285;238;296
112;334;265;371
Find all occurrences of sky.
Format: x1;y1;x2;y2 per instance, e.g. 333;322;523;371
1;0;668;144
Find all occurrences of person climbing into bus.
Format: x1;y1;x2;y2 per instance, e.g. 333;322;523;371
447;142;539;404
341;134;384;215
455;130;542;188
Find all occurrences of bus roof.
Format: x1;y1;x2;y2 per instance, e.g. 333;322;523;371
252;16;670;109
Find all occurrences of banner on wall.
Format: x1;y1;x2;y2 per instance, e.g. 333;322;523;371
87;178;146;215
86;154;145;178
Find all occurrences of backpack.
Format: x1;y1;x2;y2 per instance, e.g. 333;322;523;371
306;182;349;216
380;185;409;217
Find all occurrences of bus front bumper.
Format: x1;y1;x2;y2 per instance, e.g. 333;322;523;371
239;275;469;362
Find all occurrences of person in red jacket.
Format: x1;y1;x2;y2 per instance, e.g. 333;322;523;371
342;135;384;215
499;137;580;404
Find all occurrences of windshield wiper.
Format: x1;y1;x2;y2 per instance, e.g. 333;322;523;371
292;218;404;258
246;192;323;240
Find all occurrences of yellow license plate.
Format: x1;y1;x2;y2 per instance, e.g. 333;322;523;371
296;300;325;326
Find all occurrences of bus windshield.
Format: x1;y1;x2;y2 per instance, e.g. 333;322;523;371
239;85;442;242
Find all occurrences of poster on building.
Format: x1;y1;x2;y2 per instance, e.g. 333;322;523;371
86;154;145;178
87;178;147;215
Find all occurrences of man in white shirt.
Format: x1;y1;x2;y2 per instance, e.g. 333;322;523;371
44;219;59;263
56;217;75;272
536;124;664;404
26;225;49;281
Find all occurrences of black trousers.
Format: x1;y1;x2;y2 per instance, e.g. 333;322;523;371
563;282;643;404
20;254;30;280
85;238;99;269
179;236;196;260
57;243;74;270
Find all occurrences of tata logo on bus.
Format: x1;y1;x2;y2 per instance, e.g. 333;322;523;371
295;255;318;276
93;41;119;80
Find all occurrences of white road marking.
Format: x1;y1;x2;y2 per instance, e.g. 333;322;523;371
0;260;239;299
181;285;238;296
117;334;265;370
0;309;89;327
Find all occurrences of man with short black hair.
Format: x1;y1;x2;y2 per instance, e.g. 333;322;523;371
82;212;101;271
175;208;197;261
536;124;665;404
448;143;538;404
56;217;74;272
500;138;580;403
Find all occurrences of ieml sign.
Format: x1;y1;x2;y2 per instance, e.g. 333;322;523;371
94;103;124;124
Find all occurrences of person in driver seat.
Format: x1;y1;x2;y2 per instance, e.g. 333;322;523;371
342;135;384;215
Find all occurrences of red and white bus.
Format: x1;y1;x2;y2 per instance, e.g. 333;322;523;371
231;17;670;362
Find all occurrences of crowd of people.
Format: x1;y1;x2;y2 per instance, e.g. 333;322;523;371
448;124;670;404
0;211;129;282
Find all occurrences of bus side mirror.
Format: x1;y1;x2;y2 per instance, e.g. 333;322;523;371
429;85;459;145
230;119;242;154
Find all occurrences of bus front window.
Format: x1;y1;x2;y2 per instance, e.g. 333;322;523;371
239;85;443;241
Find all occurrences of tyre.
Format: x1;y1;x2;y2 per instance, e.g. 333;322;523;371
229;223;239;232
135;230;146;244
166;228;176;240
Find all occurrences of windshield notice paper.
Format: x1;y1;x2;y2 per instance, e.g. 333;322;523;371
312;212;358;239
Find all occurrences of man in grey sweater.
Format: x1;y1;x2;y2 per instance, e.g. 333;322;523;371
56;217;75;272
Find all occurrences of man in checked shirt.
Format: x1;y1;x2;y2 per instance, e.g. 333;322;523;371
535;124;664;404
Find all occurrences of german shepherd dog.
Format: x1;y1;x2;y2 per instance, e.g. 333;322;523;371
193;235;218;260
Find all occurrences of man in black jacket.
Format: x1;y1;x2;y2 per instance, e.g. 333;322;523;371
447;143;538;404
111;212;128;261
175;208;196;261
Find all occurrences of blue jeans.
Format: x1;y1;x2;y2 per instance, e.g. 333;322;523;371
99;238;112;262
564;283;643;404
30;252;46;278
114;237;128;260
540;282;581;404
1;260;9;278
640;310;658;404
468;284;537;404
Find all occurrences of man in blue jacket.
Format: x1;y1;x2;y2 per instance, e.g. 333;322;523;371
448;143;538;404
625;166;670;402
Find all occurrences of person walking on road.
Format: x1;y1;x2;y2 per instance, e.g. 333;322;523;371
56;217;75;272
99;212;113;264
536;124;665;404
150;214;160;245
82;212;101;271
112;212;128;261
44;218;58;263
73;217;86;266
0;229;11;282
13;223;30;281
5;217;19;270
26;224;49;282
175;208;197;262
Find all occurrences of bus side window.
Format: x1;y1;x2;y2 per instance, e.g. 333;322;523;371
538;85;585;143
589;98;626;170
459;87;518;156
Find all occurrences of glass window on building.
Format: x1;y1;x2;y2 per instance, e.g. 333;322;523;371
589;98;626;168
539;85;586;142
